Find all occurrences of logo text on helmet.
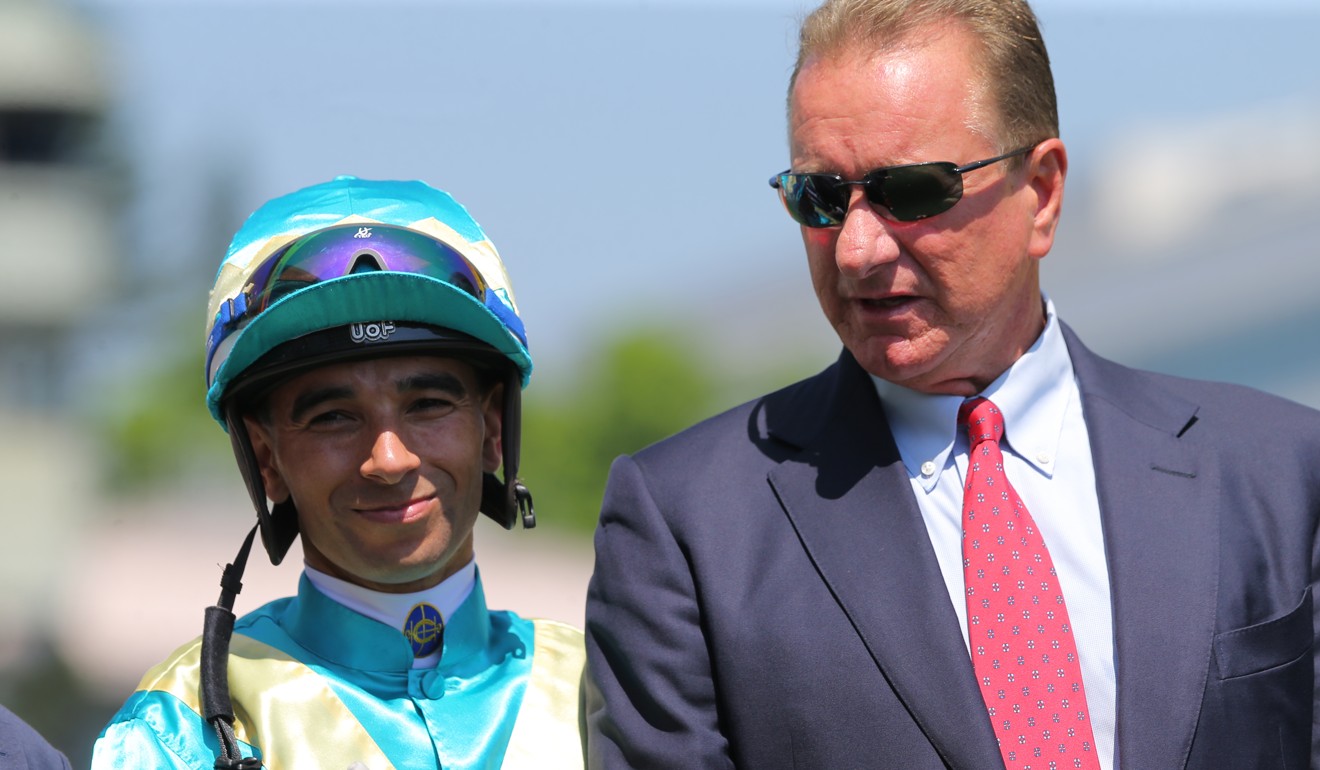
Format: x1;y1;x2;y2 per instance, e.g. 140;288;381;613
353;227;373;239
351;321;396;344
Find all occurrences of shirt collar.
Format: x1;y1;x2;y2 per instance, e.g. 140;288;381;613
289;561;491;672
872;296;1075;490
304;558;476;633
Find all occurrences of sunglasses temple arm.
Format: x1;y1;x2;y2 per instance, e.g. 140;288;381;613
954;144;1039;174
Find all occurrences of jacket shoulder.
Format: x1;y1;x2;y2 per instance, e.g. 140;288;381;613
633;357;849;466
1065;324;1320;441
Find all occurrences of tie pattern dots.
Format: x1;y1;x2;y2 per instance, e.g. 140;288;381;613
960;398;1099;770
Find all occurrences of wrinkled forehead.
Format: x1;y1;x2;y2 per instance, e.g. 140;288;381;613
789;27;995;148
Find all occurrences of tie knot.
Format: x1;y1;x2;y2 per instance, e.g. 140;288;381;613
959;397;1004;447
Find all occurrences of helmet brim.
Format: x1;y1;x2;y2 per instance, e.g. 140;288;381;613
206;271;532;424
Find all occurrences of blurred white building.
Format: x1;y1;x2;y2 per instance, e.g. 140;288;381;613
0;0;118;670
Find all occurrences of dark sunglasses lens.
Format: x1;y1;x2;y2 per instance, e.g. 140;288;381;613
876;163;963;221
778;174;848;228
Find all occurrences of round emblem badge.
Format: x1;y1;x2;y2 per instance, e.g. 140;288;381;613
403;602;444;658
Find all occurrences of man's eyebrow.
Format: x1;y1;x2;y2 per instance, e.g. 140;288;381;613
400;372;468;397
284;372;469;421
289;386;354;423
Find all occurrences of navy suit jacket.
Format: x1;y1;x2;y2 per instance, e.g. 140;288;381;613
585;327;1320;769
0;706;70;770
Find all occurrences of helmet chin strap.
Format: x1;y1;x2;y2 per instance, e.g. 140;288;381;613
479;473;536;530
223;407;299;564
200;524;261;769
516;482;536;529
477;361;535;530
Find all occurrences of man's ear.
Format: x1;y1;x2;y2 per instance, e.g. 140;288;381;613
1026;137;1068;261
242;415;291;503
481;382;504;474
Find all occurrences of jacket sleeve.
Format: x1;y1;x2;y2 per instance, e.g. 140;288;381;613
583;454;735;770
0;705;72;770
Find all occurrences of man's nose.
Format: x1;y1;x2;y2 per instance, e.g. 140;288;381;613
360;430;421;484
833;192;901;279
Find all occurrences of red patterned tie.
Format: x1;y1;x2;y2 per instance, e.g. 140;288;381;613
960;398;1099;770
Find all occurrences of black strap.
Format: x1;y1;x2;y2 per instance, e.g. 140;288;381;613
200;525;263;769
515;482;535;529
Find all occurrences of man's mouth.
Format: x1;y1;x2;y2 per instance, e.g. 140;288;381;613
859;295;917;310
355;497;434;523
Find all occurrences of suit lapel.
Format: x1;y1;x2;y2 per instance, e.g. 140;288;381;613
765;353;1002;770
1066;327;1217;770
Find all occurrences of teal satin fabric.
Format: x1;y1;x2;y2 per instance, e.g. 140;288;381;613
254;574;534;769
94;689;260;769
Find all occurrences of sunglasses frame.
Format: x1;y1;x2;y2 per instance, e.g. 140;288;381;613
770;143;1040;226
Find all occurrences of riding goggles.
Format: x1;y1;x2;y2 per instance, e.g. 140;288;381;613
205;223;489;376
769;144;1038;226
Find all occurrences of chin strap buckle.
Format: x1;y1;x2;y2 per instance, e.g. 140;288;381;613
515;482;535;529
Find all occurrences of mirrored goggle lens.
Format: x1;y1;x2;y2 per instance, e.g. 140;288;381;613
208;224;487;364
249;224;485;311
773;162;963;226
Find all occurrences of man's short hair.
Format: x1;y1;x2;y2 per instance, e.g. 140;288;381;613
790;0;1058;152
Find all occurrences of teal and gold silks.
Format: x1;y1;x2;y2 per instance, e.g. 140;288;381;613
92;574;584;769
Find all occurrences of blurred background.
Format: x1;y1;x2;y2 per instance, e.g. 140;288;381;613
1;0;1316;763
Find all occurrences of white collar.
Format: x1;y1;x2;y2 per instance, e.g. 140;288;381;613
303;558;477;637
871;296;1075;490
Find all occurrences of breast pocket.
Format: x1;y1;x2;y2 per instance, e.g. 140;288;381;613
1214;586;1313;680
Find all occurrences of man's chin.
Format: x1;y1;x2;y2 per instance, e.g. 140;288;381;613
851;344;982;397
851;340;937;385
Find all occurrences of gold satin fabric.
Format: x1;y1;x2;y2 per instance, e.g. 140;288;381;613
501;619;586;770
138;635;392;768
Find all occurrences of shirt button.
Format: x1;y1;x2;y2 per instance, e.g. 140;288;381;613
1036;451;1052;465
413;669;446;699
920;461;937;477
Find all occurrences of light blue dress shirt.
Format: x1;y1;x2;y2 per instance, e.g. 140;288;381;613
872;299;1117;770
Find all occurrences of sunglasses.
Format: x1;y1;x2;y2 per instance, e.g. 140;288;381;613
769;144;1038;226
207;223;488;374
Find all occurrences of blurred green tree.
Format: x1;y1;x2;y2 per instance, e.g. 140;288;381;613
97;335;231;493
521;326;720;534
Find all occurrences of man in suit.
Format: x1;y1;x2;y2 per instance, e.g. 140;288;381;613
0;705;70;770
583;0;1320;768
